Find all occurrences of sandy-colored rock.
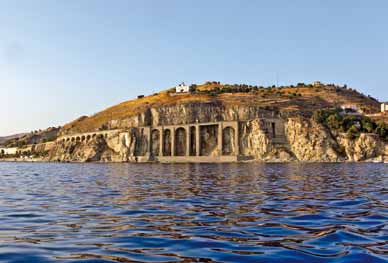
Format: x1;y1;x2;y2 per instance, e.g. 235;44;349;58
338;133;384;162
285;118;344;162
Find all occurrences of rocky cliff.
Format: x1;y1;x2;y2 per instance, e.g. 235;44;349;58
47;114;387;163
3;82;387;163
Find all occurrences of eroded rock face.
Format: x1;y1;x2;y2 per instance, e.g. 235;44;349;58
49;136;112;162
338;133;384;162
48;115;387;163
285;118;344;162
240;119;272;159
109;103;280;129
50;130;139;162
240;119;295;162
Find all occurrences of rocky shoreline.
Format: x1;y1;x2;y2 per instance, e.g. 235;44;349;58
2;116;386;164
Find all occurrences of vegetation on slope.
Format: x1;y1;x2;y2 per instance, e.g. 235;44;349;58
3;127;60;148
313;109;388;141
61;82;381;135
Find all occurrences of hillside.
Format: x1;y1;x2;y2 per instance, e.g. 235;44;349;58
0;133;27;146
3;127;60;148
60;82;381;135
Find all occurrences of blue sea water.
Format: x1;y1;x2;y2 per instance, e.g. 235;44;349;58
0;162;387;263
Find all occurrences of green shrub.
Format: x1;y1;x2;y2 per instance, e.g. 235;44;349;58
313;109;387;140
347;124;360;139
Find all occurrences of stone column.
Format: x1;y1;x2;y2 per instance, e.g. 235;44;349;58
171;127;175;156
196;125;200;156
185;126;190;156
234;122;239;156
159;127;163;156
218;123;223;156
146;127;152;158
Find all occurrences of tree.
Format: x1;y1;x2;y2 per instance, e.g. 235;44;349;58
189;84;197;92
347;124;360;139
327;114;342;130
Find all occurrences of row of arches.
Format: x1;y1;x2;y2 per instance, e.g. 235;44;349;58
60;133;109;144
150;126;236;157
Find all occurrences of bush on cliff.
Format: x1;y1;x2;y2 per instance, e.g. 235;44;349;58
313;109;388;141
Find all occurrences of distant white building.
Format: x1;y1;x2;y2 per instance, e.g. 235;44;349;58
382;102;388;113
0;147;17;155
175;82;190;93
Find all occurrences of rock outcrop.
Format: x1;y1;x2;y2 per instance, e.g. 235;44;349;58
45;112;388;163
338;133;384;162
285;118;344;162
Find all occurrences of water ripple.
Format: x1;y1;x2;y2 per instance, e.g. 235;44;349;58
0;162;387;262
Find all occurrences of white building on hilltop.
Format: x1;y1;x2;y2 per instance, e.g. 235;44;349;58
175;82;190;93
382;102;388;113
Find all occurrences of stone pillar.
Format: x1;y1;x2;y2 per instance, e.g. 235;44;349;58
159;127;163;156
234;122;239;156
146;127;152;157
185;126;190;156
171;127;175;156
218;123;223;156
196;125;200;156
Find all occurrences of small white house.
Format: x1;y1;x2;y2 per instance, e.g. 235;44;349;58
382;103;388;113
0;147;17;155
175;82;190;93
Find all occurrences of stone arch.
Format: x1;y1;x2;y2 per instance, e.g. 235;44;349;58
81;136;86;141
163;129;172;156
76;136;81;142
200;125;218;156
175;127;187;156
151;129;160;156
92;134;96;138
222;126;235;155
86;135;91;141
71;137;75;142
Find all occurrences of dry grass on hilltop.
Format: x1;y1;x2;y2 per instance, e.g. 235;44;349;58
61;82;381;134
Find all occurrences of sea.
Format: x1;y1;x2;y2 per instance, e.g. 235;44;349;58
0;162;387;263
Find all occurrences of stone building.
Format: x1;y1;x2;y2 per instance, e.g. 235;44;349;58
312;81;323;87
175;82;190;93
381;102;388;113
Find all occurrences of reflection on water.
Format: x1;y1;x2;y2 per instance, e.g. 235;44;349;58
0;162;387;263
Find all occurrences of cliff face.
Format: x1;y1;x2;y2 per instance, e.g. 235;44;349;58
285;118;344;162
46;102;388;163
338;133;384;162
239;119;295;162
95;103;282;133
47;113;387;163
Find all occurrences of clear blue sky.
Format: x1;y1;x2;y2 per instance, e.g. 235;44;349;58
1;0;387;136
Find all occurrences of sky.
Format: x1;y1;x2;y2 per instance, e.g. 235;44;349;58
0;0;387;136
